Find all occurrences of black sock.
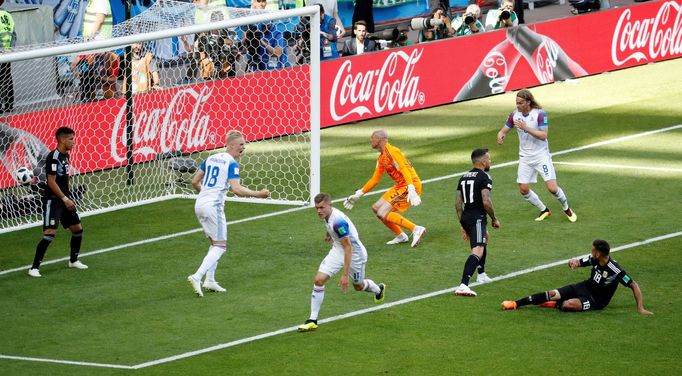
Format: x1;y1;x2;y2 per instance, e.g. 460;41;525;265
460;254;480;286
516;291;550;307
477;246;487;274
70;230;83;263
32;235;54;269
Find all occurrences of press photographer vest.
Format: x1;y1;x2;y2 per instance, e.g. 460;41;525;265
0;10;15;48
123;53;154;94
83;0;112;39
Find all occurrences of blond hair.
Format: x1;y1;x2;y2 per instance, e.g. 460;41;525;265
516;89;542;109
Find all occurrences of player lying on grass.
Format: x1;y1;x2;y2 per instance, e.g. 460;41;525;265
502;239;653;314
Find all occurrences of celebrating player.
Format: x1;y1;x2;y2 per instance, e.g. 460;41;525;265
343;129;426;247
187;130;269;297
298;193;386;332
496;89;577;222
454;148;500;297
502;239;653;315
29;127;87;277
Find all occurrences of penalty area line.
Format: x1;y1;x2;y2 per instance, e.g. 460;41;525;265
3;230;680;370
553;161;682;173
131;230;682;369
1;123;681;277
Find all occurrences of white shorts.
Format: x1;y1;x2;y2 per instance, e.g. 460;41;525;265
318;246;367;285
517;155;556;184
195;203;227;241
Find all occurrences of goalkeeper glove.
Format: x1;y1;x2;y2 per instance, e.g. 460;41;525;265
343;189;364;210
407;184;421;206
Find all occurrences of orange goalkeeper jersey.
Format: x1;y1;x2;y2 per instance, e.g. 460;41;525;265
362;143;420;192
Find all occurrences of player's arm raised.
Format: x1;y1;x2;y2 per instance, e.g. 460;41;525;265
481;189;500;228
229;179;270;199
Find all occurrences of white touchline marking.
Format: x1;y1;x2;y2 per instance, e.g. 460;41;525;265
554;161;682;173
130;230;682;369
0;354;133;369
2;230;680;370
3;124;680;277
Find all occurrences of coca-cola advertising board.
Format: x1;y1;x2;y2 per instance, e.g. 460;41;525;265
322;0;682;126
2;1;680;188
0;68;310;188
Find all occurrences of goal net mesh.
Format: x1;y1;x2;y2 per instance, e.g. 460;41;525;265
0;0;316;233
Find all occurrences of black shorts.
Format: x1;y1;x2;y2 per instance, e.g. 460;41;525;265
460;216;487;249
556;281;605;311
42;197;81;230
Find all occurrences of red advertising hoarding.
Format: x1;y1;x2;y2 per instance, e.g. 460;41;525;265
2;0;680;188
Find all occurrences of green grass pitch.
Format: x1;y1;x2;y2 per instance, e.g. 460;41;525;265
1;58;681;375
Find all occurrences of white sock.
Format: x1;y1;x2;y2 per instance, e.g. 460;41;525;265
205;261;218;283
362;279;381;294
310;284;325;321
192;245;226;281
523;190;547;211
553;187;569;211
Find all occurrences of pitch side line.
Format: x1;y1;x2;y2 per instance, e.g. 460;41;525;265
131;230;682;369
553;161;682;173
1;124;681;277
0;354;133;369
2;230;680;369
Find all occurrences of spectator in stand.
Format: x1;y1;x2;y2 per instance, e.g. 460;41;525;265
123;43;161;94
102;52;119;99
71;54;104;102
308;0;345;37
514;0;525;24
418;7;453;43
453;4;485;36
352;0;374;34
243;0;290;72
316;4;339;61
82;0;112;40
341;21;378;56
0;0;16;113
489;0;519;30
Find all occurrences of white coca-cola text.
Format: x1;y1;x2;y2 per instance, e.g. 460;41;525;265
330;49;424;121
612;1;682;66
110;87;212;162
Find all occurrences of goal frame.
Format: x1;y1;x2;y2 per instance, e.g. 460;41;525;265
0;5;321;234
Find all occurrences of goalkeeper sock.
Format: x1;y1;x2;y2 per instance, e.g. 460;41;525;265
380;218;403;236
552;187;569;211
362;279;381;294
385;212;416;232
522;190;547;211
310;284;325;321
516;291;550;307
192;245;226;281
460;254;480;286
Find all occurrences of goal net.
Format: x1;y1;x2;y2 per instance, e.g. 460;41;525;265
0;1;320;233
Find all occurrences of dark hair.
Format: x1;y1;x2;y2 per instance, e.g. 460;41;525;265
353;20;367;30
593;239;610;255
55;127;75;139
314;192;331;204
315;3;324;14
471;148;489;163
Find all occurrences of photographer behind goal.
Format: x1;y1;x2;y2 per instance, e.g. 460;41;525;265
489;0;518;30
413;7;453;43
453;4;485;36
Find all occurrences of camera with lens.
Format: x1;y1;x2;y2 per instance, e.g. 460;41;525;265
196;30;239;79
463;12;476;25
410;17;444;31
292;17;311;64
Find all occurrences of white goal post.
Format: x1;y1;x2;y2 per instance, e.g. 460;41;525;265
0;1;320;233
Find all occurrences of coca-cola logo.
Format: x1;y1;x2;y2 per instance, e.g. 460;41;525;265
330;49;425;121
483;51;513;94
110;86;212;162
533;40;561;84
612;1;682;66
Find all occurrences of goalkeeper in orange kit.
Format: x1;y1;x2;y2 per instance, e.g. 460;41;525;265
343;130;426;247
